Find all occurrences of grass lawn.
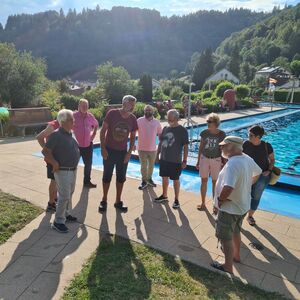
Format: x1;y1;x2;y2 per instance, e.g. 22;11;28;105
0;190;43;245
62;234;286;300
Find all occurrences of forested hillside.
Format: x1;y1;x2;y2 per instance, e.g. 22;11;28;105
215;4;300;82
0;6;268;79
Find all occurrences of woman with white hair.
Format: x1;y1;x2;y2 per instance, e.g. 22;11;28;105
196;113;226;211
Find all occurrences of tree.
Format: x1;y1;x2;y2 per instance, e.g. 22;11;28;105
228;45;240;77
266;45;281;64
239;62;256;83
138;74;153;102
290;60;300;77
96;62;134;104
0;43;47;107
192;48;214;90
272;56;290;70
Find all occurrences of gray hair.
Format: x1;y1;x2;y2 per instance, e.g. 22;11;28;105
79;98;89;105
57;109;73;126
144;104;154;112
122;95;137;104
167;109;179;120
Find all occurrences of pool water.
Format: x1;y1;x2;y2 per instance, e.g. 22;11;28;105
188;109;300;176
88;146;300;220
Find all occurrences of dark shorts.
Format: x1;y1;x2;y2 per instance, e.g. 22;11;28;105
159;160;182;180
102;148;128;184
215;211;246;240
46;163;55;180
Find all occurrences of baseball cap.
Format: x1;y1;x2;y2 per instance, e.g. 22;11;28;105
219;136;243;147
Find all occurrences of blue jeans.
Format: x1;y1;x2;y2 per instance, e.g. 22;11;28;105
251;174;270;211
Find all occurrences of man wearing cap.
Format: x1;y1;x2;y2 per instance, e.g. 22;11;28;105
211;136;261;274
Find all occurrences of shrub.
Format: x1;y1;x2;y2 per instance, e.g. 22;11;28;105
153;88;169;102
60;94;80;110
215;81;235;98
235;84;250;100
169;86;184;100
82;87;106;108
237;97;257;108
41;88;62;112
133;102;160;119
202;97;221;113
252;88;264;97
199;90;213;99
89;106;106;124
274;90;300;103
173;102;185;118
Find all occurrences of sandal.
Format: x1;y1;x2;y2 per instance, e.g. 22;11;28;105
197;204;206;211
210;261;233;274
247;216;256;226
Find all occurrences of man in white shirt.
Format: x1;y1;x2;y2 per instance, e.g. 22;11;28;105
211;136;261;274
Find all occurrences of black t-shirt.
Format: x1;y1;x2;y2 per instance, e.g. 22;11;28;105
243;140;273;172
160;125;189;163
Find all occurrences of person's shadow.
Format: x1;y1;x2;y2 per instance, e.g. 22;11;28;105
240;224;300;298
0;186;89;300
87;211;151;299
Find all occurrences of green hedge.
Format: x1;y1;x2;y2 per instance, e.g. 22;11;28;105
274;90;300;103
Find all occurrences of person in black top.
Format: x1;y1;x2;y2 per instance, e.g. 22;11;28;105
243;125;275;226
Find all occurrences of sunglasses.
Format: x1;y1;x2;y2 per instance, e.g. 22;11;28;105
207;120;215;124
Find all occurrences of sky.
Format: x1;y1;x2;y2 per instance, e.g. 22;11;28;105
1;0;299;26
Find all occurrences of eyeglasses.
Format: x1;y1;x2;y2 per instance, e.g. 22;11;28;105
207;120;214;124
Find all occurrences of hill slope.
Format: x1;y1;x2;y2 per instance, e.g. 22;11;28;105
216;4;300;79
0;6;268;79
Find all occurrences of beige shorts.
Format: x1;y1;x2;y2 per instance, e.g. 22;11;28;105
199;155;222;180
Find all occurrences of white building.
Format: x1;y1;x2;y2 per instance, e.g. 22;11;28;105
206;68;240;84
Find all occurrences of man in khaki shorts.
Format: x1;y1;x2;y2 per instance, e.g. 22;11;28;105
211;136;261;274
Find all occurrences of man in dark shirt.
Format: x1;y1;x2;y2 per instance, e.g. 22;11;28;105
155;109;189;209
43;109;80;233
98;95;138;213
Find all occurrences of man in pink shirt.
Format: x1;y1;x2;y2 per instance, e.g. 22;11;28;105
137;105;162;190
73;99;99;188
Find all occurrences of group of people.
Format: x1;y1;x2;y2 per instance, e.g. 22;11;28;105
37;94;275;275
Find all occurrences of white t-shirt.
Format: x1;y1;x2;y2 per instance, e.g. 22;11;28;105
214;154;262;215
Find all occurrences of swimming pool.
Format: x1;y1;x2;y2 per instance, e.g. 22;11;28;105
86;146;300;220
188;109;300;176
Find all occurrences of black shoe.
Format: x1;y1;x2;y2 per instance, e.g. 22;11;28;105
138;181;148;190
46;202;56;212
52;222;69;233
172;199;180;209
154;195;168;203
98;200;107;213
114;201;128;212
66;215;77;222
84;182;97;188
148;179;157;188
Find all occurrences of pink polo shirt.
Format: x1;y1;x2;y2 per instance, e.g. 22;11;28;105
137;117;162;152
73;111;98;148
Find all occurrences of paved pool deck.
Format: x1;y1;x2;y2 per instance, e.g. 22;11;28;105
0;107;300;300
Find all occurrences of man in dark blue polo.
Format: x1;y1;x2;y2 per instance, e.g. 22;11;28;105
42;109;80;233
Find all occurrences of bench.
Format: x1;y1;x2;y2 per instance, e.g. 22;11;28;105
8;107;53;136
